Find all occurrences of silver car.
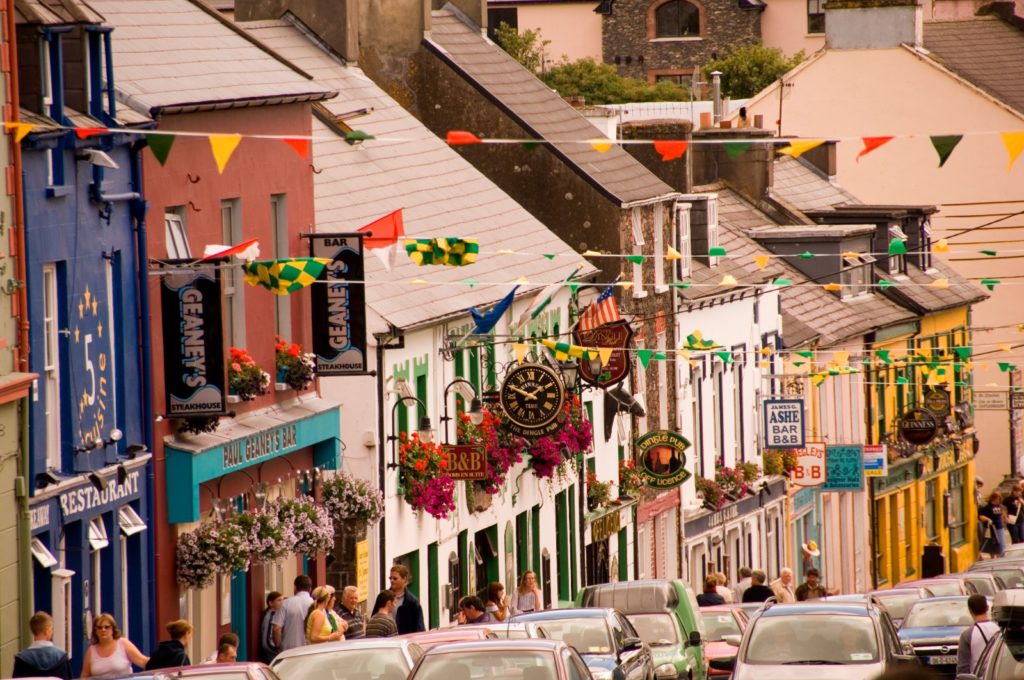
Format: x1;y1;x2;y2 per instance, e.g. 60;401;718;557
271;638;424;680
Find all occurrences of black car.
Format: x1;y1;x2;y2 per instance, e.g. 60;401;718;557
512;608;654;680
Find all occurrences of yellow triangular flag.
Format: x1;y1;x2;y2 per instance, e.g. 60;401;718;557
676;348;691;360
589;139;613;153
1000;344;1013;353
4;122;35;143
582;250;602;257
926;372;940;387
689;360;699;369
598;347;613;367
834;351;849;364
930;278;949;289
497;249;516;255
934;238;950;253
760;346;773;356
1001;132;1024;171
514;343;527;365
666;246;682;261
759;360;770;369
753;254;770;270
823;283;842;292
410;278;429;285
964;362;973;371
516;276;529;284
720;275;738;286
618;281;633;291
209;134;242;174
778;140;825;158
841;251;860;259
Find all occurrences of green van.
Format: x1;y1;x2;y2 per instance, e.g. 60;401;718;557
576;580;706;680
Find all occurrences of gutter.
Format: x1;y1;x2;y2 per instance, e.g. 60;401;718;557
146;91;339;118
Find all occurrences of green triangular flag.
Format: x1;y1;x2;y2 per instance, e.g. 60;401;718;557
522;141;540;152
723;142;752;160
345;130;375;143
146;133;175;166
980;278;1000;291
626;255;645;265
655;352;667;361
568;282;580;295
463;278;479;288
888;238;907;255
715;351;733;363
637;349;654;369
877;349;892;363
542;254;555;260
956;381;967;387
896;376;908;385
796;351;814;358
955;347;972;361
879;279;894;289
772;278;791;287
980;250;997;257
708;246;727;257
999;362;1014;373
799;251;814;259
793;361;805;367
671;281;692;289
930;134;963;167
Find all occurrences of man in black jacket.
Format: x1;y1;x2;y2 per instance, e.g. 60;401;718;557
389;564;425;634
741;570;776;603
146;620;192;670
12;612;71;679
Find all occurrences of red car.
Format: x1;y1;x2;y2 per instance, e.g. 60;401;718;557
699;606;749;677
402;626;498;650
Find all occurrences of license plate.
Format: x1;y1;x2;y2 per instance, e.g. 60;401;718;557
926;655;957;665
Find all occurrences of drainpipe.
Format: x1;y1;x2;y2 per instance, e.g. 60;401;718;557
16;398;32;646
375;328;404;590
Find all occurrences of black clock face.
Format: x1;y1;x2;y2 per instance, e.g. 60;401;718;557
500;364;566;436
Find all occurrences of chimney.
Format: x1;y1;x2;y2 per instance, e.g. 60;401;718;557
434;0;487;32
691;127;774;205
235;0;363;61
619;120;694;193
824;0;924;49
710;71;722;124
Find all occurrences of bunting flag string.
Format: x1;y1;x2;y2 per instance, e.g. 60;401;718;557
857;136;894;161
930;135;964;168
1001;132;1024;171
242;257;331;295
209;134;242;174
405;237;480;266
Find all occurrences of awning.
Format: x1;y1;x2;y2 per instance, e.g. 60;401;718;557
30;537;57;568
118;505;147;536
88;517;109;551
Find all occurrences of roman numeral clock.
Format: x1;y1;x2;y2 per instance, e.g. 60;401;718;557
499;363;566;438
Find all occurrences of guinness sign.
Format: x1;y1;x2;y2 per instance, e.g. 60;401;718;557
899;408;940;446
923;388;950;417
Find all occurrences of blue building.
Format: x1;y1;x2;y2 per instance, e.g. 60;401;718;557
16;2;154;668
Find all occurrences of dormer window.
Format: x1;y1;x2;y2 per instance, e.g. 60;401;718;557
920;219;933;271
841;253;874;298
85;29;112;119
40;36;53;113
888;224;907;275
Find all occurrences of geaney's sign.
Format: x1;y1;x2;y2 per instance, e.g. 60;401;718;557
161;263;225;417
309;233;367;375
763;399;805;449
636;430;692;490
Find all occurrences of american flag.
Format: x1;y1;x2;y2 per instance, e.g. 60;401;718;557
579;282;622;332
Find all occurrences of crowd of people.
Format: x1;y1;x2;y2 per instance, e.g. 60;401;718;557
694;565;833;606
976;476;1024;558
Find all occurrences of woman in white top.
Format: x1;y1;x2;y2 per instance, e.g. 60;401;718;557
81;613;149;678
510;570;543;615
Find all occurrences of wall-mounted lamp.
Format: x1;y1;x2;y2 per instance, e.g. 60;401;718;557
36;470;61;490
76;148;119;169
439;378;484;444
88;471;107;493
116;464;129;486
558;359;580;393
387;395;433;468
125;444;146;459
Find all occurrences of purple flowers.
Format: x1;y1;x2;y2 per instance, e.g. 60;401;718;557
322;471;385;524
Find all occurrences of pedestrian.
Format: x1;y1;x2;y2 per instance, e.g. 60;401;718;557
979;490;1006;559
484;582;510;622
801;540;820;576
204;633;239;664
510;570;544;614
696;576;726;606
80;613;149;678
214;643;237;663
741;570;775;603
145;620;192;670
1006;486;1024;544
956;594;999;677
734;567;752;603
458;596;494;625
389;564;425;634
795;568;828;601
770;568;796;603
11;612;72;679
365;590;399;638
337;585;366;639
274;574;315;651
306;586;347;643
713;572;735;603
259;591;283;664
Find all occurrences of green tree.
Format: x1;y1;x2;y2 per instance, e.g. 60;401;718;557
493;22;549;73
703;42;805;98
539;58;688;105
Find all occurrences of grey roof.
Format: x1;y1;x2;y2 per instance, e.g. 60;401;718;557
87;0;335;116
875;260;988;315
238;17;595;329
15;0;103;25
924;16;1024;116
425;9;677;207
771;156;861;211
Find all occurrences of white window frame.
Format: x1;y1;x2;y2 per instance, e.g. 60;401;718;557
841;253;875;299
118;505;147;536
31;537;58;568
40;36;53;111
676;203;692;279
888;224;908;275
712;362;723;464
89;516;109;551
271;194;292;340
90;517;106;616
43;265;62;471
221;199;246;348
654;205;667;293
706;196;720;268
630;208;647;299
52;548;75;660
920;219;933;271
165;210;191;259
120;533;129;637
733;359;743;462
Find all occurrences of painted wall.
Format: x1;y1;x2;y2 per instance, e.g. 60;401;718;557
760;0;825;58
512;3;604;66
739;47;1024;485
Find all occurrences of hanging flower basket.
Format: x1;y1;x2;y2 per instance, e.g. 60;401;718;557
457;406;526;495
228;346;270;401
275;337;316;391
322;471;384;524
176;520;250;589
276;495;334;555
525;397;593;480
695;476;726;511
618;459;646;499
233;510;292;564
586;471;614;511
177;415;220;436
398;433;456;519
715;465;750;500
763;448;798;476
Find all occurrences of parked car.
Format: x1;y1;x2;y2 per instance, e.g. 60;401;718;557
408;639;591;680
699;606;748;677
512;608;655;680
897;595;978;677
271;638;424;680
576;579;705;680
948;572;1004;597
708;600;916;679
999;543;1024;559
402;628;497;651
488;622;550;639
866;588;935;627
899;578;972;597
968;559;1024;589
129;663;280;680
959;590;1024;679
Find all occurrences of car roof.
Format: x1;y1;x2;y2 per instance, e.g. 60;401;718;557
514;608;612;621
758;602;873;617
868;588;926;595
272;637;413;660
579;580;681;613
907;595;970;604
422;639;564;655
138;663;268;678
403;628;492;639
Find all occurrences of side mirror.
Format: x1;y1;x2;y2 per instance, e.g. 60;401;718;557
708;657;736;672
901;641;916;656
723;634;741;648
688;630;701;647
622;636;643;651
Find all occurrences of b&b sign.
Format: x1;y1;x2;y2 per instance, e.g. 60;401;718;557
763;399;805;449
444;445;488;481
792;442;827;488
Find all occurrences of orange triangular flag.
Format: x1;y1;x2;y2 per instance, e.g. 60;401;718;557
75;127;107;139
778;140;825;158
654;140;689;161
282;137;310;159
1000;132;1024;171
857;136;894;161
358;209;405;249
754;254;770;270
209;134;242;174
4;122;35;143
446;130;482;145
590;139;613;153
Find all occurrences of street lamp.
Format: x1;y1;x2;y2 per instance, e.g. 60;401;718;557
388;395;433;468
440;377;485;444
559;359;580;393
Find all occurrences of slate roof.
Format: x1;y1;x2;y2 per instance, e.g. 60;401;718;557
87;0;335;116
923;16;1024;115
15;0;103;25
875;260;988;315
425;9;678;207
771;156;860;212
237;16;596;329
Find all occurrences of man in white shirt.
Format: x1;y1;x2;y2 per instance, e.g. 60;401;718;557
957;594;999;676
734;567;752;603
274;575;315;651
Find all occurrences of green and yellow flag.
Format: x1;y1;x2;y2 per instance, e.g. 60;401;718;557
405;237;480;266
242;258;331;295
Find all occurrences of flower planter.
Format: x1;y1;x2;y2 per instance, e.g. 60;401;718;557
468;482;493;513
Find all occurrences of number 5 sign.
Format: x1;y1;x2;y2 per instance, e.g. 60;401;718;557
792;442;827;487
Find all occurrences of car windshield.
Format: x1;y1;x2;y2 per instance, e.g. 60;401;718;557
701;612;741;642
903;601;972;628
536;618;613;654
490;628;530;639
273;648;409;680
918;582;961;597
413;650;558;680
628;614;678;646
743;615;878;665
993;569;1024;588
873;592;923;620
967;577;997;596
